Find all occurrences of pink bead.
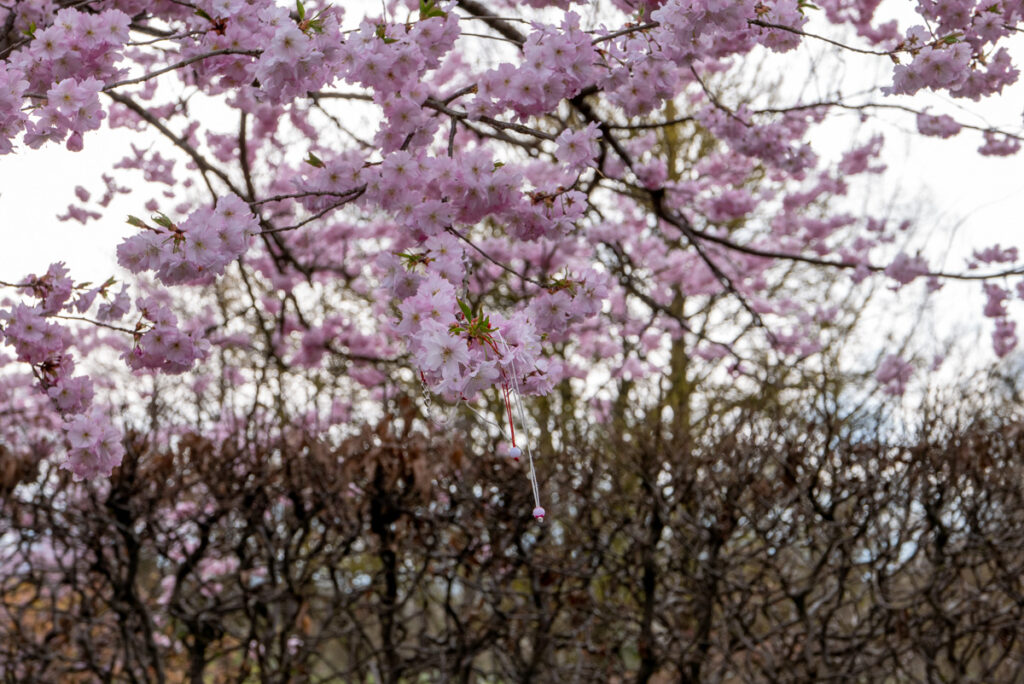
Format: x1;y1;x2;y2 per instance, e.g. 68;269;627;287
532;506;545;522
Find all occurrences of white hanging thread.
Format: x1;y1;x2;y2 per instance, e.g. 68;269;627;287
416;332;545;522
418;369;508;435
496;330;544;522
465;401;506;434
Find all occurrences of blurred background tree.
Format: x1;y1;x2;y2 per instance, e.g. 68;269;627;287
5;316;1024;682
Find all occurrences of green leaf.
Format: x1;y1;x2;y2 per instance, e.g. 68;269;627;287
194;8;213;21
24;21;36;38
127;215;149;229
375;23;397;44
305;9;327;34
151;212;175;229
396;250;430;268
458;298;473;321
419;0;446;19
296;0;306;21
304;151;324;168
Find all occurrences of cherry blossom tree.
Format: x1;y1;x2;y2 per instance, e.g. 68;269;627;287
1;0;1023;491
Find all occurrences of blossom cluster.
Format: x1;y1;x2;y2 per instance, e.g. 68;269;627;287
983;283;1018;358
123;295;211;375
916;112;962;138
698;106;817;177
175;0;348;101
0;263;129;479
472;12;598;119
251;5;344;101
341;11;461;99
2;8;130;152
64;407;125;480
876;354;914;396
117;194;259;285
885;252;929;287
887;14;1020;100
649;0;807;65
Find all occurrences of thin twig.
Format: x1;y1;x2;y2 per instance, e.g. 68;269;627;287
260;189;366;234
54;314;138;335
104;48;262;90
592;22;658;45
446;227;547;289
251;189;366;206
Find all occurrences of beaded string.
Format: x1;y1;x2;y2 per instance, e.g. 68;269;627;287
415;333;545;522
417;370;455;427
496;330;544;522
419;370;504;433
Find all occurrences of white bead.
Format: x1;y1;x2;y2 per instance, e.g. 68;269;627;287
509;446;522;461
532;506;545;522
